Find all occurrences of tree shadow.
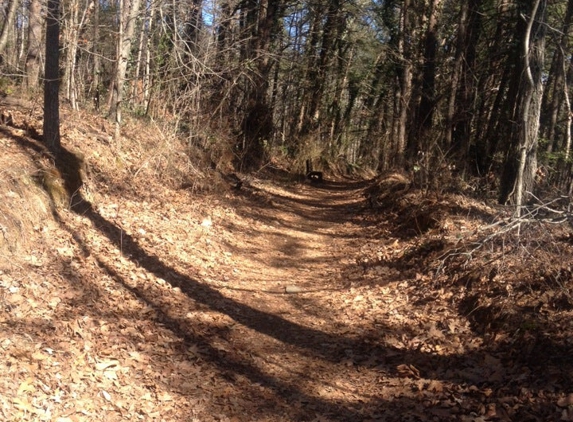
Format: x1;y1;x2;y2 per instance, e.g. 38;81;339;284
227;180;372;239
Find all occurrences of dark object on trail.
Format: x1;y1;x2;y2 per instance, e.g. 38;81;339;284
305;159;323;183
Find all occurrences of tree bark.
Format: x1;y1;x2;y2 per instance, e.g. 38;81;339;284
43;0;61;155
0;0;19;55
303;0;341;136
540;0;573;153
409;0;442;158
183;0;202;53
26;0;43;90
448;0;482;166
91;0;101;107
395;0;413;167
142;3;155;114
110;0;141;140
62;0;94;110
500;0;546;208
238;0;281;170
294;4;322;138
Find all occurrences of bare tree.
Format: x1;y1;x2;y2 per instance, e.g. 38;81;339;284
62;0;95;110
109;0;141;140
500;0;546;209
44;0;60;155
408;0;442;159
26;0;43;90
447;0;482;166
90;0;101;106
541;0;573;153
0;0;20;54
395;0;413;167
236;0;281;169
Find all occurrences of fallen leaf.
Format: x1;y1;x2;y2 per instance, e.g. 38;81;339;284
158;392;173;401
397;364;420;379
32;350;48;361
558;393;573;408
13;398;36;413
427;379;443;392
17;378;35;395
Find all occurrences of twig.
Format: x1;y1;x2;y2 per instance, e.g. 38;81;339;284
435;194;573;277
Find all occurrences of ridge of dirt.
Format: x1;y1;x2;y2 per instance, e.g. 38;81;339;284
1;104;573;421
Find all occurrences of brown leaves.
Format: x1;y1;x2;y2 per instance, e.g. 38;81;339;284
2;119;573;421
558;393;573;408
397;363;421;379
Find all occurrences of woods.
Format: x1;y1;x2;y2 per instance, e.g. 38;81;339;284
3;1;573;420
0;0;572;201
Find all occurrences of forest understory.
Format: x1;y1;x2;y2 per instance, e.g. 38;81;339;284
1;102;573;422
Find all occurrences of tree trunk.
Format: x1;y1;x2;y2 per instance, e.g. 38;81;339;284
303;0;341;137
26;0;43;90
142;3;155;114
363;54;390;170
62;0;79;108
238;0;281;170
91;0;101;107
540;0;573;154
500;0;546;209
294;4;322;138
492;2;527;198
62;0;94;110
409;0;442;159
183;0;202;53
0;0;20;55
43;0;60;155
561;56;572;163
395;0;413;167
448;0;482;166
131;12;146;106
110;0;141;140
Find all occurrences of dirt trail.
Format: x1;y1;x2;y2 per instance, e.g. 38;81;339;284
100;176;403;422
190;179;384;419
47;175;400;421
222;179;365;296
105;176;569;421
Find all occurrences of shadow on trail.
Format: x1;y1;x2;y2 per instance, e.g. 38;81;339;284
227;179;372;238
7;129;568;420
216;179;370;276
309;179;371;191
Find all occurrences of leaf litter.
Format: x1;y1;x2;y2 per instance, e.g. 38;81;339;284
0;105;572;421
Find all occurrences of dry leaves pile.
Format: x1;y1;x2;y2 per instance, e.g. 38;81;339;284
1;102;573;421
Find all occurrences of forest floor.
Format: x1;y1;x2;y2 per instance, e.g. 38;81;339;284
1;100;573;421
